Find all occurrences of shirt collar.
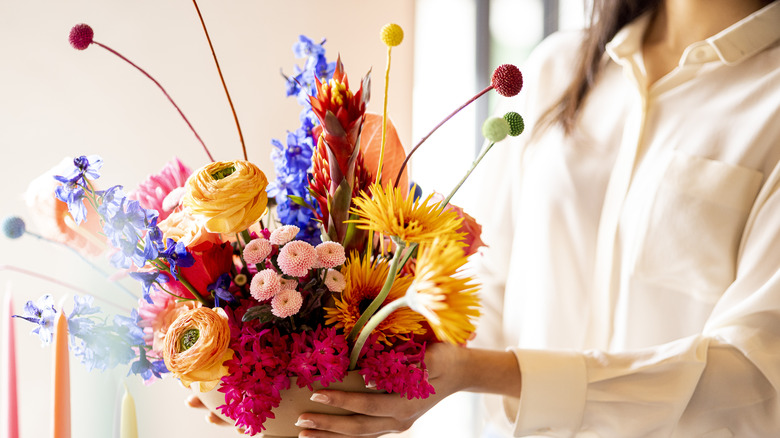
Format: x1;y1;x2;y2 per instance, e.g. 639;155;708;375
606;1;780;66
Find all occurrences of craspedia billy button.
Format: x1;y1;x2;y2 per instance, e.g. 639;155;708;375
380;23;404;47
482;117;510;142
69;24;94;50
503;112;525;136
2;216;26;239
491;64;523;97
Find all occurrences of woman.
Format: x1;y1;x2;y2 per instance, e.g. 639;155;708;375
193;0;780;435
289;0;780;436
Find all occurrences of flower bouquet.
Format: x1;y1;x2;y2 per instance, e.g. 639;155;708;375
6;5;524;436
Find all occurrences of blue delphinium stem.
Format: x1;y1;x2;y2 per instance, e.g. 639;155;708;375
23;229;138;300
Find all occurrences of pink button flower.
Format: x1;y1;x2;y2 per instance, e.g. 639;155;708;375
277;240;316;277
315;241;346;269
243;238;272;265
324;269;346;292
271;289;303;318
250;269;281;301
270;225;300;245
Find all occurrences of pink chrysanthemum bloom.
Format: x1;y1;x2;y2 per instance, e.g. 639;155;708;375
324;269;346;292
271;289;303;318
315;241;346;269
280;278;299;290
243;238;272;265
250;269;282;302
269;225;300;245
277;240;316;277
129;158;192;221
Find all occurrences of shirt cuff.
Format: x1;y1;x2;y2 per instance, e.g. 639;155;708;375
506;348;588;437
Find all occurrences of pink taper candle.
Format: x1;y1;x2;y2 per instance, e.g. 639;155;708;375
52;310;71;438
4;288;19;438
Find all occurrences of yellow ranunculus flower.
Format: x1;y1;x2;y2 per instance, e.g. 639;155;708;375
162;307;234;393
182;160;268;234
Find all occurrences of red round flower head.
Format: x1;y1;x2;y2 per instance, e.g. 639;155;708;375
491;64;523;97
69;24;94;50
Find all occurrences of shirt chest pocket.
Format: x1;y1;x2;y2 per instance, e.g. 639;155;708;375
632;152;763;303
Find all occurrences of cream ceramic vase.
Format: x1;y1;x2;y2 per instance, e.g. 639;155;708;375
196;371;377;438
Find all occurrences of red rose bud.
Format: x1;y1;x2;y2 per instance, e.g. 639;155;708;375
69;24;94;50
491;64;523;97
178;241;235;296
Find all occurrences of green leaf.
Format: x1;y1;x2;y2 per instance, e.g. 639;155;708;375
241;305;276;323
288;195;315;210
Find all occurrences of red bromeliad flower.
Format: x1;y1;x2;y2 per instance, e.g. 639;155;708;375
309;132;373;232
309;57;369;186
308;57;371;245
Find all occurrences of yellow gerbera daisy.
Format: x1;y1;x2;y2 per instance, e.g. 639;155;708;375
349;183;464;244
324;253;426;345
406;237;481;345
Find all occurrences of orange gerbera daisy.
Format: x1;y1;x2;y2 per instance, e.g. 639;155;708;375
349;183;464;244
324;253;425;345
406;237;480;345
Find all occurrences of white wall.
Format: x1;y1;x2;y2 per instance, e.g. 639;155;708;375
0;1;415;437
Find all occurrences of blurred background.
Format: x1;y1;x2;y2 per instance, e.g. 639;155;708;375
0;1;583;436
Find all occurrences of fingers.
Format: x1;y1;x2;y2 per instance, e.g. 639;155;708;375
185;394;205;409
310;390;418;418
297;390;443;437
184;394;235;428
297;413;403;438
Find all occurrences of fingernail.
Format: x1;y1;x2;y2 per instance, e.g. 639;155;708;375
310;393;329;404
295;418;315;428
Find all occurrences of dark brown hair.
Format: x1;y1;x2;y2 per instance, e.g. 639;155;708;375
537;0;660;134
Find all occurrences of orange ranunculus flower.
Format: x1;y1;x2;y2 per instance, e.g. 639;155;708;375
162;307;234;392
182;160;268;234
157;208;222;248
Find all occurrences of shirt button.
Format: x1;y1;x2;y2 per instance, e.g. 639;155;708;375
691;48;708;61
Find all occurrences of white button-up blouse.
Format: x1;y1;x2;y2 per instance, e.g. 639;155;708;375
473;2;780;436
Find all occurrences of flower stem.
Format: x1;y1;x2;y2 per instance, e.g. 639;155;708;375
348;296;408;370
393;85;494;188
23;230;138;301
91;41;214;162
440;141;495;208
0;264;131;313
150;260;210;306
346;239;407;343
375;46;393;185
192;0;247;161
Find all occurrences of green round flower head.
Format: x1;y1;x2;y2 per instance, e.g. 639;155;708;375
2;216;26;239
503;112;525;136
482;117;510;143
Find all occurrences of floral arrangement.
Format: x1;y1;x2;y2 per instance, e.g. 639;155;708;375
4;6;524;436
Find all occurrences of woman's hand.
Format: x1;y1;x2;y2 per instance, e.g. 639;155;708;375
294;342;471;438
185;394;247;434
